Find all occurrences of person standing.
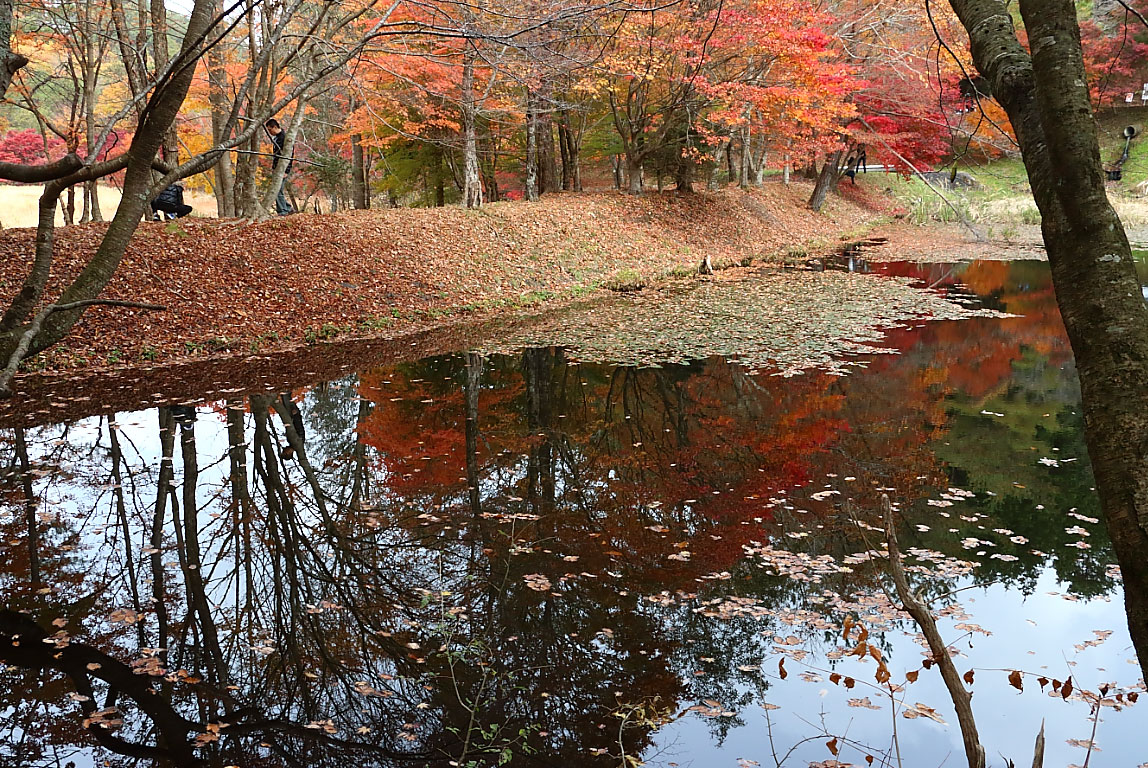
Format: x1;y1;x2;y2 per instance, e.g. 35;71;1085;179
265;118;294;215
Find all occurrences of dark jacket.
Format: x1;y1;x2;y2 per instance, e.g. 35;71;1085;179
154;184;184;208
270;131;293;175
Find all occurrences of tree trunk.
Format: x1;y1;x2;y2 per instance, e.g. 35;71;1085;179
0;0;28;101
207;0;234;218
539;106;558;194
525;94;539;202
351;133;369;209
150;0;178;166
461;44;482;209
947;0;1148;681
807;151;842;212
626;154;642;195
0;0;215;361
558;111;580;191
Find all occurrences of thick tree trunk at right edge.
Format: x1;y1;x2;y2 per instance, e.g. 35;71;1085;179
947;0;1148;681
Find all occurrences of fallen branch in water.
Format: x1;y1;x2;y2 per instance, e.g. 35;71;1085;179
882;492;987;768
0;299;167;397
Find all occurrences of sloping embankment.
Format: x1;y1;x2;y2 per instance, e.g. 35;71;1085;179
0;182;887;371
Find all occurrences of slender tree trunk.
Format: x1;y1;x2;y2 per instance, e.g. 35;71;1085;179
538;99;558;194
150;0;178;166
948;0;1148;680
0;187;60;332
461;43;482;209
525;94;538;202
208;0;234;218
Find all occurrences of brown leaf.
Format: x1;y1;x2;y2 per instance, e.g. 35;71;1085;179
1037;676;1049;691
905;670;919;683
1008;670;1023;692
826;737;839;756
1061;677;1073;700
830;672;841;685
843;676;856;689
778;658;787;680
962;669;974;685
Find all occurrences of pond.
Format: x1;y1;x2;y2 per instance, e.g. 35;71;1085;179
0;257;1144;768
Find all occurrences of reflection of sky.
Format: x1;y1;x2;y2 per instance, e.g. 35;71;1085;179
655;569;1143;767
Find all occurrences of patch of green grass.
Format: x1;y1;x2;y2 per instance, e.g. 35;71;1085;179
139;345;159;361
604;268;646;292
358;315;394;332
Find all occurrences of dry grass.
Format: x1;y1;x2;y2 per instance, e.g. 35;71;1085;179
0;184;217;228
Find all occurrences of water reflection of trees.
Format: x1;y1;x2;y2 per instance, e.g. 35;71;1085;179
0;262;1119;766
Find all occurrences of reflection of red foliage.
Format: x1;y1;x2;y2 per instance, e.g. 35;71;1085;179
351;261;1072;589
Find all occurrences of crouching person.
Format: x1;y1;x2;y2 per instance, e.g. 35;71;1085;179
151;183;193;220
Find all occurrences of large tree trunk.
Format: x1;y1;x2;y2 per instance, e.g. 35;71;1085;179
948;0;1148;680
351;132;369;209
807;151;842;212
626;154;642;195
0;0;28;101
538;90;559;194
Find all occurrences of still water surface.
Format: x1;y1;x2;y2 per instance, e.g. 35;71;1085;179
0;259;1144;767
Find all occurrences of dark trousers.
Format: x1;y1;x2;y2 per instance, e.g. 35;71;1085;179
152;203;192;219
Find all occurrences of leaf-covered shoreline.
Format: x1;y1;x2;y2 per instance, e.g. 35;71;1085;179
0;184;886;373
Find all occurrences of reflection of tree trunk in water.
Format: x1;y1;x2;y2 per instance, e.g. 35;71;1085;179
13;428;39;586
272;394;330;521
151;407;175;649
226;403;255;640
348;395;373;512
652;371;689;448
178;416;226;683
0;610;203;765
523;348;555;515
108;414;146;649
251;396;307;676
464;353;483;516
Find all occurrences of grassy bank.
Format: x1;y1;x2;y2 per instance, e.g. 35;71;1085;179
0;181;889;372
879;106;1148;243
